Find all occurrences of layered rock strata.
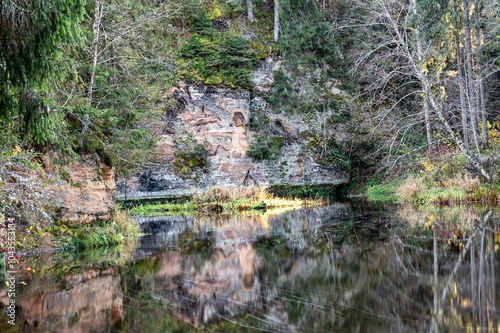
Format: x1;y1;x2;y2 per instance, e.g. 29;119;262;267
117;82;348;200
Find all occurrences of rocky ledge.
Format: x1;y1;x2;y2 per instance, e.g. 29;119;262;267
42;152;116;223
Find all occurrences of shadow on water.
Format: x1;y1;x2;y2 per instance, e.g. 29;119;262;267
2;200;500;332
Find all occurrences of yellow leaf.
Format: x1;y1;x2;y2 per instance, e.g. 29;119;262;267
20;282;27;285
5;281;8;287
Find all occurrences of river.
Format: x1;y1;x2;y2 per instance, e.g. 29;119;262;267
1;200;499;332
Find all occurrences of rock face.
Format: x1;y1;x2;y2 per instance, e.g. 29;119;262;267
42;153;116;223
117;82;348;200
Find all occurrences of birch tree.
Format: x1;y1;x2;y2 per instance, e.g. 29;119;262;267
462;0;481;153
358;0;491;179
410;0;432;158
474;0;488;149
78;0;104;148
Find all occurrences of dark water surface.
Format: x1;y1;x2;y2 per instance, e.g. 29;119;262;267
2;201;500;332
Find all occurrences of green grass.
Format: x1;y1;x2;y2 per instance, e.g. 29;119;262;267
365;173;500;205
364;180;400;202
128;196;324;216
15;210;142;252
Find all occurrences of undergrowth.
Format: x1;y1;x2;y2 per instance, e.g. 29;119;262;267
397;174;499;205
128;186;326;216
364;150;500;205
14;209;141;252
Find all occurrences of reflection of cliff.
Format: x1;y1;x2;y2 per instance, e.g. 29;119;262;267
136;203;351;251
149;244;260;327
0;269;122;332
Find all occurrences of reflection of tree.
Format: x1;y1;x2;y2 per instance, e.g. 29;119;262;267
397;208;500;332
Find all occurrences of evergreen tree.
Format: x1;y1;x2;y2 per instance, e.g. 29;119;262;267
0;0;87;144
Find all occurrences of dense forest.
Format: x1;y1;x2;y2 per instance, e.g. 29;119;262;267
2;0;500;224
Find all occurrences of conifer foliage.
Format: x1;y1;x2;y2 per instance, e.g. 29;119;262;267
0;0;87;144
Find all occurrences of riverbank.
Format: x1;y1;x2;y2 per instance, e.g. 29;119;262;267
363;173;499;205
3;210;141;253
128;186;327;216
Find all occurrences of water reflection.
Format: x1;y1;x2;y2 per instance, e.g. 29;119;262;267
2;202;500;332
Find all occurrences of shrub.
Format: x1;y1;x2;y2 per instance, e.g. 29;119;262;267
172;132;211;179
113;209;141;238
0;144;52;225
307;135;350;170
247;135;284;161
398;175;425;202
193;186;231;203
179;15;255;87
449;174;480;193
192;185;260;203
230;185;260;200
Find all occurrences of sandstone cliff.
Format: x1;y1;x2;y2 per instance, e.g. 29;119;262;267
42;153;116;223
117;79;348;200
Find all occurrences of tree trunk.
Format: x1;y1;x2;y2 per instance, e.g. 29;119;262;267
88;0;103;106
424;97;432;158
410;0;432;158
399;0;491;180
247;0;254;22
474;0;488;149
456;33;469;149
79;0;104;147
463;0;481;154
274;0;279;43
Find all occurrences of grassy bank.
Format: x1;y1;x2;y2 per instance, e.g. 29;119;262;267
364;173;500;205
8;209;141;253
359;143;500;205
397;174;499;204
128;186;327;216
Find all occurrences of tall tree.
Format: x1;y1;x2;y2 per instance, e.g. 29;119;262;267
410;0;432;158
0;0;86;144
474;0;488;149
448;0;470;150
358;0;491;179
64;0;174;174
457;37;469;150
462;0;481;153
79;0;104;148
